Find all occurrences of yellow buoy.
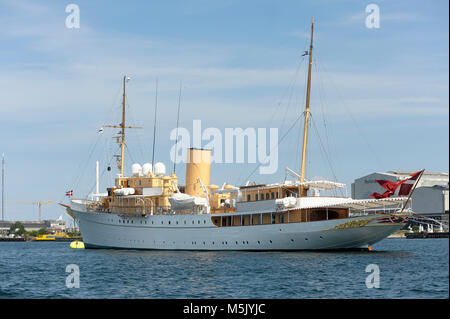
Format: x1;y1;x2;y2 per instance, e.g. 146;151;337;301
70;241;85;249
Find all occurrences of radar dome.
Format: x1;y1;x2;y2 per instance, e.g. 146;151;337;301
153;162;166;176
142;163;152;176
131;163;142;176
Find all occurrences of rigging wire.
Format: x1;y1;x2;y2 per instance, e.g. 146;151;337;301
71;133;103;194
240;112;305;185
233;55;306;185
62;80;123;202
125;93;146;164
124;143;136;168
151;78;158;168
235;22;314;185
173;80;183;174
85;155;115;196
233;23;312;185
313;53;385;168
310;113;343;196
313;55;334;164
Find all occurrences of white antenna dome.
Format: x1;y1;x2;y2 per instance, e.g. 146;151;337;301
153;162;166;176
131;163;142;176
142;163;152;176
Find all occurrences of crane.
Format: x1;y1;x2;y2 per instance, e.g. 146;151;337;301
7;201;52;222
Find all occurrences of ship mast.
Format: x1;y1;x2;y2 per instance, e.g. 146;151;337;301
104;75;141;180
120;75;126;178
299;17;314;195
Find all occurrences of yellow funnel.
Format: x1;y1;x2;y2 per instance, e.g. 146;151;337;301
185;148;211;197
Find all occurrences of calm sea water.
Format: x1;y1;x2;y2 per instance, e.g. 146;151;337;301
0;238;448;299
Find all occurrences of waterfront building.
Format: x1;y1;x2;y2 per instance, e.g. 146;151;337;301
352;171;449;229
0;218;66;236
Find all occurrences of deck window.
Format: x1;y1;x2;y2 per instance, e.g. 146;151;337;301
247;194;251;201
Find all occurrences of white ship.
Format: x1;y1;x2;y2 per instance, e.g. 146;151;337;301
64;18;412;250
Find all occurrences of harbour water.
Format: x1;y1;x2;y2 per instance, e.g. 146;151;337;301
0;239;448;299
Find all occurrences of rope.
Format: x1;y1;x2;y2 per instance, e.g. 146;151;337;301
310;113;342;196
240;112;305;185
313;53;384;168
234;55;306;185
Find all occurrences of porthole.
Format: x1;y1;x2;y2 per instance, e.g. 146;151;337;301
168;221;171;225
291;239;294;242
269;240;272;243
258;241;261;244
305;238;308;241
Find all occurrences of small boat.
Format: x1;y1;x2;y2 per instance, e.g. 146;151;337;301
32;232;71;241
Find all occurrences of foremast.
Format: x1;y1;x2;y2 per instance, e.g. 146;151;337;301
299;17;314;196
104;75;141;180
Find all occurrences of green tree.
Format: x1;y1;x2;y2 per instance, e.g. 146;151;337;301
26;230;38;237
37;228;48;235
9;222;25;237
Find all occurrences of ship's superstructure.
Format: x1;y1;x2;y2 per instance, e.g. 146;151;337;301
65;18;412;250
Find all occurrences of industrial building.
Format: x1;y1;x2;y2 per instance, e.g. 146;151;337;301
352;171;449;228
0;217;66;236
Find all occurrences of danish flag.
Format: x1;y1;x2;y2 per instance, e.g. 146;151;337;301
65;190;73;197
370;170;424;199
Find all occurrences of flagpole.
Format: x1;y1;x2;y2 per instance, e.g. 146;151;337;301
399;169;425;214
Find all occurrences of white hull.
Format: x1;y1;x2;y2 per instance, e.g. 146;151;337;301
70;209;404;250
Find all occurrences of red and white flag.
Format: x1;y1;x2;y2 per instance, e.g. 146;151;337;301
65;190;73;197
393;170;424;196
370;170;424;199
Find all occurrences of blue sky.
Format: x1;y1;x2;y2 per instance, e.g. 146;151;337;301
0;0;448;222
